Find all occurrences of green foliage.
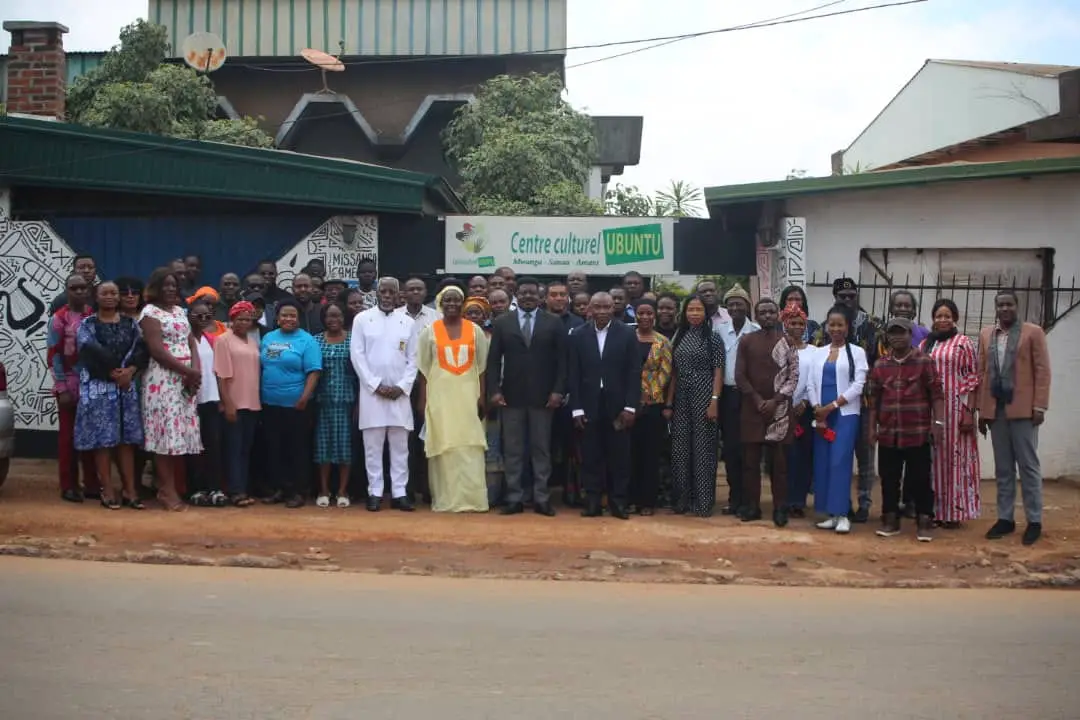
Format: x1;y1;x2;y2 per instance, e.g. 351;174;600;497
443;73;599;216
654;180;703;218
66;19;273;149
605;183;654;216
605;180;704;218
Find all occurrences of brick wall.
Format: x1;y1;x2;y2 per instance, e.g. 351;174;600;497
3;22;68;118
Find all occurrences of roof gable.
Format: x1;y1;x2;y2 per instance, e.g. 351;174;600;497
840;59;1067;172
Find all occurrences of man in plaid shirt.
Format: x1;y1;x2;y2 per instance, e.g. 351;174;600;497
867;318;945;541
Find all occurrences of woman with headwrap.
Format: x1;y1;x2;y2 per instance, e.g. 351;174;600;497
779;285;820;344
416;286;490;512
213;300;262;507
464;295;504;505
781;300;816;517
186;287;228;337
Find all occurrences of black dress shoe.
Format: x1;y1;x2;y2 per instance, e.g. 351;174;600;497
366;497;382;512
61;489;84;504
720;504;738;516
500;502;524;515
773;509;789;528
852;507;870;523
391;496;416;512
739;506;763;522
1022;522;1042;546
788;507;806;519
581;498;603;518
985;519;1016;540
284;495;305;509
534;502;556;517
262;491;284;505
609;503;630;520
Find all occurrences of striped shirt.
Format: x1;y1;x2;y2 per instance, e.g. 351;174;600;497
868;348;943;448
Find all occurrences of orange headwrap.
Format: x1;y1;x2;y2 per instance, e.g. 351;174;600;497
187;286;219;306
463;296;491;318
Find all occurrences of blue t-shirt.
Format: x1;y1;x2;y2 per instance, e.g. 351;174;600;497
260;328;322;407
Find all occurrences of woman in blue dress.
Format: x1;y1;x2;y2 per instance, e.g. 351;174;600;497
314;303;357;508
75;281;149;510
807;305;868;534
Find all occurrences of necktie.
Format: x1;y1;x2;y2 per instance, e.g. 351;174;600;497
522;311;533;346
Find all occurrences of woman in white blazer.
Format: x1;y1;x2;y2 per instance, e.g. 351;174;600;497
807;305;869;534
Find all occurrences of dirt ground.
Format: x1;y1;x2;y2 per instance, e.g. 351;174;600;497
2;459;1078;588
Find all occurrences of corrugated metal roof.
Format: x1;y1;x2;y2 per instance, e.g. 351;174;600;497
0;115;464;214
149;0;567;58
705;156;1080;206
931;59;1079;78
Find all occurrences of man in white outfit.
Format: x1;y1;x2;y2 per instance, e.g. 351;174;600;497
351;277;419;512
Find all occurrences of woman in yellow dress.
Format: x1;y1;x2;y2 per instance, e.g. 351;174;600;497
417;286;490;512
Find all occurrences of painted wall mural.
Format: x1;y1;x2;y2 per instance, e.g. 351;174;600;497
275;215;378;288
0;205;78;431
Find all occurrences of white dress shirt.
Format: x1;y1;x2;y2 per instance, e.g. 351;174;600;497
718;319;760;386
396;304;440;332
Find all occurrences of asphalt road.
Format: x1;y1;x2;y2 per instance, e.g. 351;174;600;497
1;559;1077;720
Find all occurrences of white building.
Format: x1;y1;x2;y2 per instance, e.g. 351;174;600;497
834;59;1080;172
705;156;1080;477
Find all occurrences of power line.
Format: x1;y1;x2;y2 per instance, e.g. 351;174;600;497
568;0;926;69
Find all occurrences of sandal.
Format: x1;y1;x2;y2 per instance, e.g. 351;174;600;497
210;490;229;507
188;490;212;507
122;495;146;510
231;494;256;507
157;491;187;512
99;494;121;511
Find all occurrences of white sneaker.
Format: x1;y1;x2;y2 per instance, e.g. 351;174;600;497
336;496;351;509
816;516;838;530
836;516;852;534
316;495;330;508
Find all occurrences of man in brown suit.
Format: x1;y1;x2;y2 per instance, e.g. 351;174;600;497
977;290;1051;546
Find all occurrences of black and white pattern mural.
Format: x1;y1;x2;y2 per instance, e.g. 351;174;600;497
275;215;378;288
0;203;78;431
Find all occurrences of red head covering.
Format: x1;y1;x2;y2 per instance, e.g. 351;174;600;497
780;299;807;323
228;300;256;320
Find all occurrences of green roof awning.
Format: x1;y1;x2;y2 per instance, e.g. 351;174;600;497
0;115;465;215
705;156;1080;206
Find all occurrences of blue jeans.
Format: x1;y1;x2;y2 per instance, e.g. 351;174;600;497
224;409;259;496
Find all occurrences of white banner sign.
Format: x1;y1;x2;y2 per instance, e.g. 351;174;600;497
444;216;675;275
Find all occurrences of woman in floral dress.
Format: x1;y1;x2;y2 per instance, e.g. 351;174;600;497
75;282;148;510
139;267;203;511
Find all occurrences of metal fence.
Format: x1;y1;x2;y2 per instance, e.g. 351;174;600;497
805;271;1080;336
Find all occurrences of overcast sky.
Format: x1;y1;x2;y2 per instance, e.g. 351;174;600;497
3;0;1079;196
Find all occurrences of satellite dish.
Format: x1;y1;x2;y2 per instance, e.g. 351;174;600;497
301;47;345;93
182;32;228;73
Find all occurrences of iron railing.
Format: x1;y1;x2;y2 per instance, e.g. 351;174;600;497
805;271;1080;336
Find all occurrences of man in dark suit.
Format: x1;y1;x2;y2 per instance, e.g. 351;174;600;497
487;277;567;517
567;292;641;520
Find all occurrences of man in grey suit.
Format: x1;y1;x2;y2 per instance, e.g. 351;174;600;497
487;277;567;516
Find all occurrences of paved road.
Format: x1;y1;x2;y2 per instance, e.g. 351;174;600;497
1;559;1077;719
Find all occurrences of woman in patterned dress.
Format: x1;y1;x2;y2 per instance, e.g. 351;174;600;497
664;294;725;517
922;298;981;527
314;303;357;508
139;267;203;511
630;299;673;515
75;282;148;510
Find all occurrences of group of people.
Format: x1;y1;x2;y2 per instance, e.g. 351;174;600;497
46;254;1051;544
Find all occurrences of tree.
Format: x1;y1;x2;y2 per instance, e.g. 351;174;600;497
604;183;654;216
443;73;602;216
66;19;273;148
654;180;704;218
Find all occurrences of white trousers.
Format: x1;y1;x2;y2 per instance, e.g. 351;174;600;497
362;426;410;499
